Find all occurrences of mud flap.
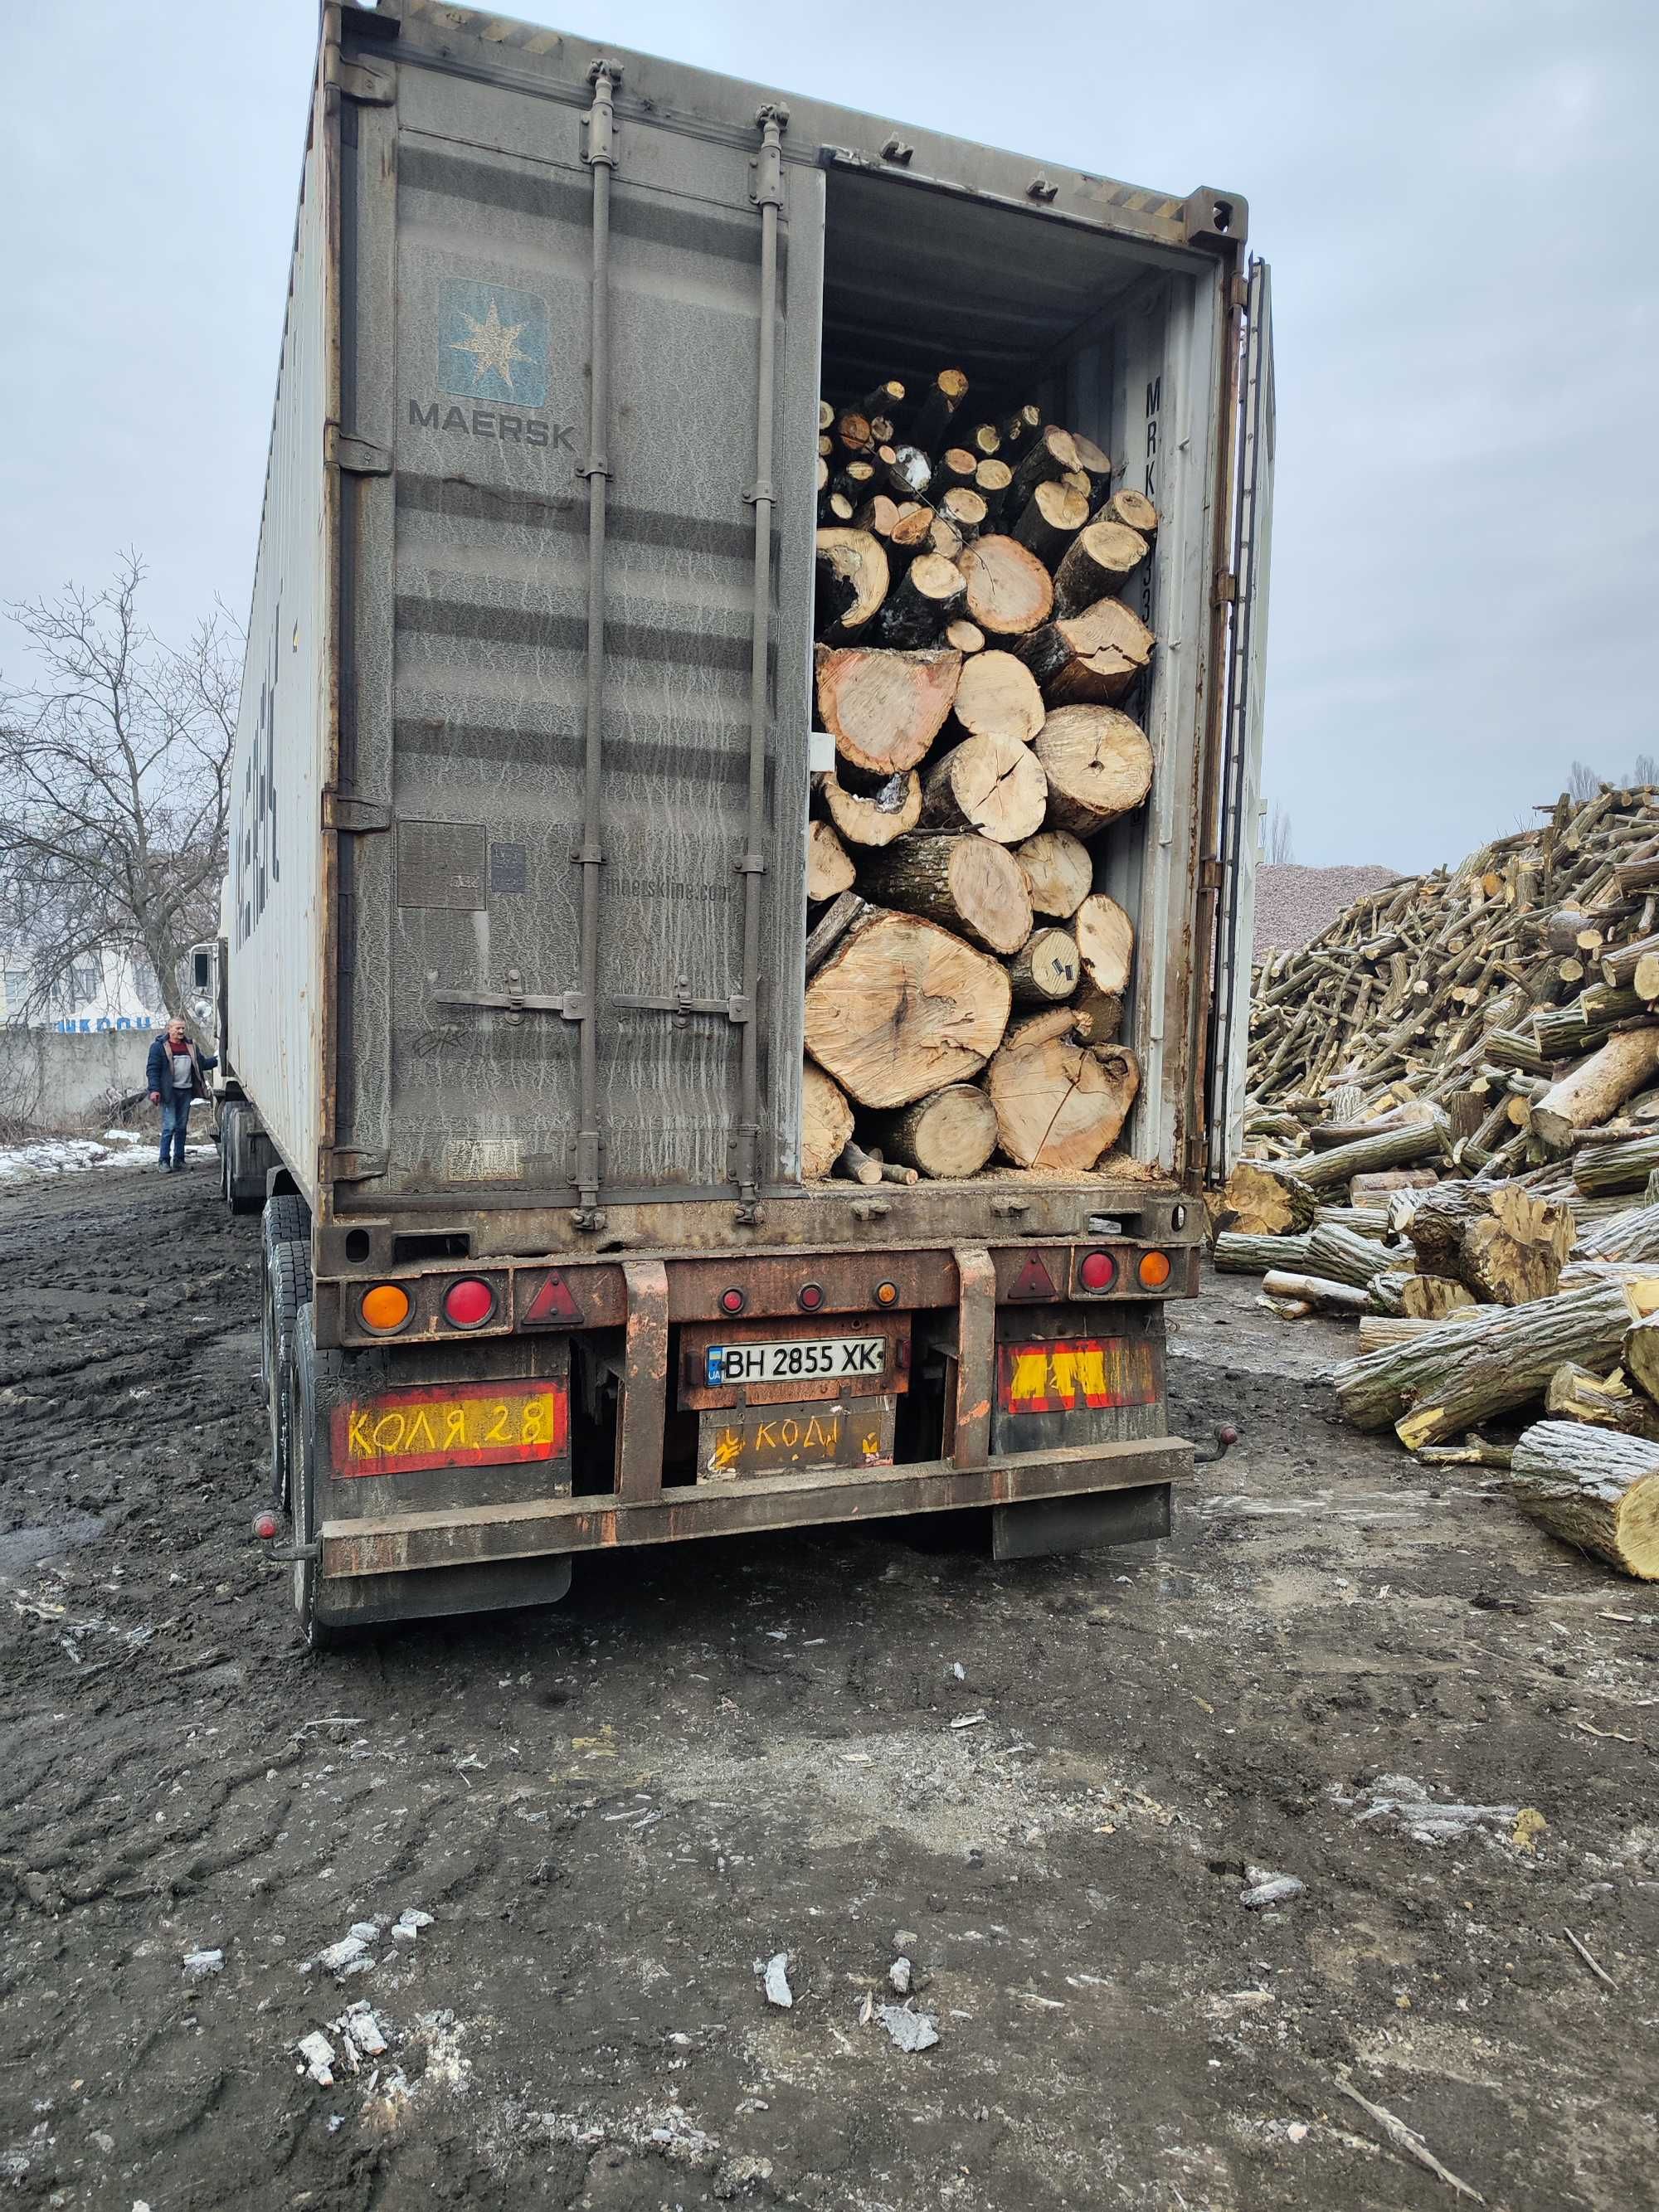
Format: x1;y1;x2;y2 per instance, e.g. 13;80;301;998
991;1481;1172;1561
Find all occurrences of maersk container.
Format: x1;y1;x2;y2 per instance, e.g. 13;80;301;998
213;0;1272;1643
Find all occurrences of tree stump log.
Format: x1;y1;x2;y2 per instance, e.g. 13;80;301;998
1053;521;1151;615
1011;480;1090;568
1009;425;1081;509
869;1083;999;1180
956;535;1054;638
1100;488;1158;535
1505;1421;1659;1576
1399;1275;1479;1320
1015;597;1155;707
987;1008;1140;1170
919;731;1048;844
1221;1159;1319;1236
858;833;1033;956
1006;926;1081;1004
951;651;1045;746
804;908;1010;1109
1014;829;1092;917
1545;1360;1659;1438
815;645;962;776
1034;706;1154;834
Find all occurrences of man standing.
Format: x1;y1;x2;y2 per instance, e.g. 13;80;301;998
146;1017;217;1173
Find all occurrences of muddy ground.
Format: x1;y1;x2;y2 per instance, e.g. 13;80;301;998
1;1163;1655;2212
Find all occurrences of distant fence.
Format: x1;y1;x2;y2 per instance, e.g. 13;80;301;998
0;1023;168;1129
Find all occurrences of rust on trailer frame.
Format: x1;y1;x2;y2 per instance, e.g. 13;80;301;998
615;1260;669;1502
320;1433;1195;1576
949;1245;997;1471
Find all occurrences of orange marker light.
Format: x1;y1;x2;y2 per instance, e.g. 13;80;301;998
1137;1250;1172;1290
360;1282;411;1333
875;1281;899;1306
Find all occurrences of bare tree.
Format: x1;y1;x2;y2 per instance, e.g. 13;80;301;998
0;555;238;1023
1632;752;1659;787
1267;806;1295;866
1567;760;1602;802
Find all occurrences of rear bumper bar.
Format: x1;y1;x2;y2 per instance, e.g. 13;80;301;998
319;1434;1193;1578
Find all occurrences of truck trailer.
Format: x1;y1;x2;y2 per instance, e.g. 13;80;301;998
212;0;1272;1646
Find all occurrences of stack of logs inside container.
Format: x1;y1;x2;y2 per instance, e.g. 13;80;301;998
805;372;1155;1184
1220;785;1659;1580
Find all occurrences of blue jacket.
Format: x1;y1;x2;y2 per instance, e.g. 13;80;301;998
146;1033;217;1103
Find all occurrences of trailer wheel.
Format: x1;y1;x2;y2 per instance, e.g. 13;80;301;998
256;1198;311;1403
263;1237;313;1492
220;1101;264;1214
264;1193;309;1251
285;1305;340;1652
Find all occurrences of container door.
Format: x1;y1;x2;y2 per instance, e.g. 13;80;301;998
332;53;821;1213
1206;257;1275;1180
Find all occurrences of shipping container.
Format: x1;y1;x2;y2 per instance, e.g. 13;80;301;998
212;0;1272;1644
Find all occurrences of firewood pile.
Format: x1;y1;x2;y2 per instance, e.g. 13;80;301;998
1221;785;1659;1578
803;372;1153;1182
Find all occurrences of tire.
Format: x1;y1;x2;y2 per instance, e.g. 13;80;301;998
264;1194;309;1252
221;1101;263;1215
262;1237;313;1492
285;1305;340;1652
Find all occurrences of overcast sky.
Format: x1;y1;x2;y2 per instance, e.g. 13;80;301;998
3;1;1656;874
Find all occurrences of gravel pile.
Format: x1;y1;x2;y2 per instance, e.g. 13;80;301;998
1253;863;1400;960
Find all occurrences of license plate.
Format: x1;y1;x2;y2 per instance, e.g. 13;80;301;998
997;1338;1159;1417
330;1380;569;1478
703;1335;886;1388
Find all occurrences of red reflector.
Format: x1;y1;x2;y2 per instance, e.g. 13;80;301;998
252;1509;280;1541
798;1283;825;1311
1008;1252;1059;1300
444;1277;496;1330
1079;1250;1117;1292
721;1287;746;1315
523;1269;581;1325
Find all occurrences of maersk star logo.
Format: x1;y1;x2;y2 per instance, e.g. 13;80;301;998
439;280;549;406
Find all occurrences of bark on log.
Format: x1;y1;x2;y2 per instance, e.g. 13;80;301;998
1034;706;1153;835
1007;926;1081;1004
956;535;1054;638
951;650;1045;746
1399;1275;1479;1320
1011;481;1091;568
1505;1421;1659;1577
815;528;889;639
928;447;979;500
1294;1110;1451;1194
1600;931;1659;988
1575;1134;1659;1196
1069;985;1124;1046
876;557;967;647
1001;405;1043;459
1014;829;1092;918
888;503;936;558
818;769;922;851
860;379;905;419
1576;1203;1659;1262
815;644;962;775
804;892;868;980
1221;1158;1320;1236
1262;1269;1374;1314
987;1008;1140;1170
1306;1219;1390;1289
939;486;989;542
959;421;1002;460
1016;596;1155;707
804;907;1011;1109
858;832;1033;956
1530;1028;1659;1152
1213;1231;1313;1275
919;731;1048;844
1009;425;1082;509
1053;522;1151;616
869;1084;998;1180
1068;431;1112;491
1622;1313;1659;1401
1458;1187;1574;1305
1394;1280;1642;1449
1357;1315;1442;1354
1327;1276;1636;1432
835;1138;884;1187
853;493;899;541
1100;488;1158;535
908;369;970;455
1350;1168;1442;1208
1545;1361;1659;1437
801;1059;855;1179
819;488;852;525
1073;892;1135;995
806;819;856;903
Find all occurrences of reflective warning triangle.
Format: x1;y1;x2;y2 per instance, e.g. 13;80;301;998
1007;1252;1059;1300
523;1270;581;1325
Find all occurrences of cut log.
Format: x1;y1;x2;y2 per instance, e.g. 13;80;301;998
1009;425;1081;509
835;1138;883;1187
1399;1275;1478;1320
988;1008;1140;1170
801;1059;855;1179
820;488;854;525
1073;892;1135;995
1459;1187;1574;1305
859;833;1033;956
1053;522;1151;616
1262;1270;1373;1315
1294;1110;1451;1194
939;486;989;541
1575;1133;1659;1196
806;819;856;903
877;1159;920;1185
908;368;970;455
815;644;962;775
804;892;868;980
1014;829;1092;917
875;557;967;648
1530;1028;1659;1151
1350;1168;1442;1208
1100;488;1158;535
944;618;985;655
860;378;905;419
1011;480;1091;568
1007;926;1081;1004
1504;1421;1659;1577
927;515;965;564
1034;705;1153;836
919;731;1048;845
819;398;836;432
870;1083;999;1180
815;527;889;639
928;447;979;500
956;534;1054;638
1069;985;1124;1046
1214;1231;1313;1275
853;493;899;540
1326;1276;1637;1433
1623;1313;1659;1401
1016;596;1155;707
1221;1159;1319;1236
1001;404;1043;459
959;421;1001;460
1545;1361;1659;1437
951;650;1045;746
1306;1219;1390;1290
975;458;1014;520
818;768;922;851
1576;1203;1659;1262
888;503;936;558
832;461;878;506
1357;1315;1442;1354
1316;1205;1390;1242
834;411;873;455
1068;430;1112;489
1402;1180;1509;1275
1394;1280;1642;1450
884;445;934;502
804;907;1011;1109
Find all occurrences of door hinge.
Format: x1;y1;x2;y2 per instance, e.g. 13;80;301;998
1211;569;1237;608
1201;858;1227;892
319;1145;388;1184
322;790;392;834
325;50;396;104
327;426;393;476
1230;273;1250;311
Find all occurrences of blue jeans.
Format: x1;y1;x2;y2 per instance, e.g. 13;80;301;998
159;1096;192;1166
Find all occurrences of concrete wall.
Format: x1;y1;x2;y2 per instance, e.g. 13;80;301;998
0;1023;165;1128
